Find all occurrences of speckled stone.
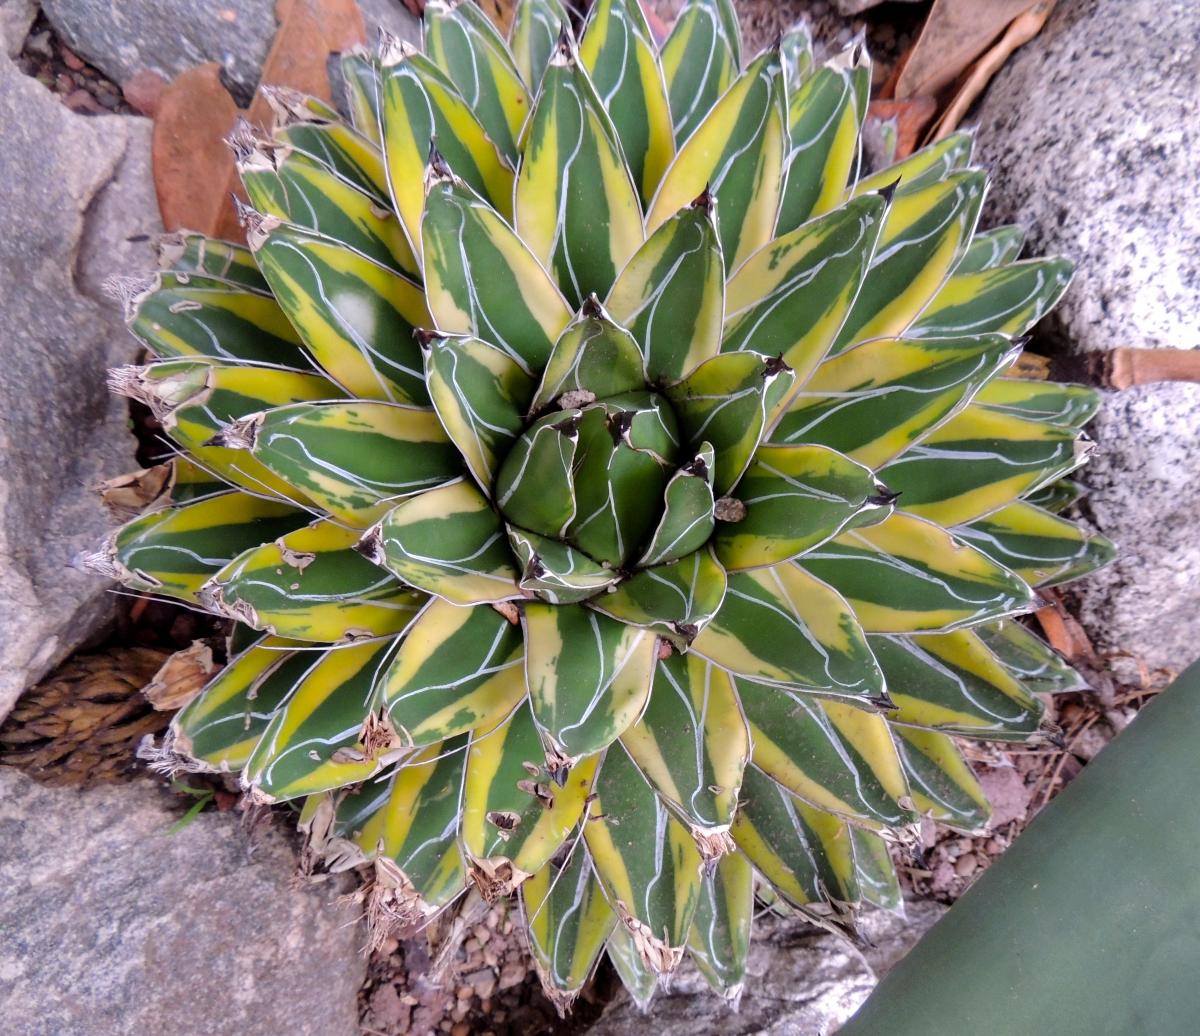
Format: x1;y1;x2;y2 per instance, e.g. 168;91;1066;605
973;0;1200;353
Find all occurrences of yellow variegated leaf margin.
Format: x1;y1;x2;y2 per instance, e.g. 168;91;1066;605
893;726;990;830
660;0;741;145
509;0;569;89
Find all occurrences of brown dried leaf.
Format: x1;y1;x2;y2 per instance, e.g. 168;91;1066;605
867;96;938;161
143;641;219;712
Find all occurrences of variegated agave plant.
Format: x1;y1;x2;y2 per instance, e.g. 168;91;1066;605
92;0;1113;1010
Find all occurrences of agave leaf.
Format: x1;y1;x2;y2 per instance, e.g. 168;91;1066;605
462;702;599;895
648;50;785;269
250;219;432;404
638;443;716;567
423;333;536;491
173;635;315;770
620;650;749;836
159;232;269;291
799;511;1035;633
665;352;795;495
881;406;1088;526
731;763;838;907
579;0;675;203
974;378;1100;429
215;400;460;527
853;130;974;198
870;631;1043;740
774;333;1019;469
531;304;646;412
692;563;886;702
585;743;703;974
423;171;572;374
737;678;912;826
371;479;520;605
777;62;864;234
509;528;619;604
516;42;644;307
779;21;814;91
423;0;531;164
380;41;515;245
272;111;391;204
125;272;310;367
976;619;1087;696
524;602;657;766
910;258;1074;339
239;147;419;279
1024;478;1085;514
659;0;740;145
606;924;658;1008
605;194;725;383
850;827;902;912
509;0;569;90
334;741;467;909
340;49;384;144
522;840;617;1006
723;192;887;391
715;444;885;571
374;597;525;747
494;410;580;537
893;726;990;830
688;849;753;998
589;546;727;645
834;170;986;351
954;223;1026;274
101;490;307;601
243;638;399;802
956;501;1116;588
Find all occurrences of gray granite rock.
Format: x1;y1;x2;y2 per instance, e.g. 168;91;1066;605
0;0;36;57
0;58;159;722
1075;384;1200;675
0;768;365;1036
974;0;1200;353
358;0;423;46
590;901;946;1035
973;0;1200;674
40;0;278;104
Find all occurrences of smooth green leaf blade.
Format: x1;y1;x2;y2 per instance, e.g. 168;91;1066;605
509;528;619;604
799;511;1035;633
692;563;886;702
638;443;716;567
531;305;646;411
494;409;580;538
688;850;754;998
374;597;525;747
340;49;384;144
954;224;1026;274
976;619;1087;696
780;21;814;91
606;924;658;1009
158;232;269;291
509;0;569;90
973;378;1100;429
852;129;975;198
849;827;902;912
371;479;520;605
271;103;391;203
893;726;990;830
524;602;656;766
659;0;740;145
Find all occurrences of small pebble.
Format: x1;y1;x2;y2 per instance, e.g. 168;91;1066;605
954;854;979;878
60;46;84;71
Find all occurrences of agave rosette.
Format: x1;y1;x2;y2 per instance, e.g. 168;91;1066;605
92;0;1113;1009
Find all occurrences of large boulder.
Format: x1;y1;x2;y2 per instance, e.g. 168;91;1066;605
0;56;159;722
974;0;1200;674
590;901;946;1035
0;768;366;1035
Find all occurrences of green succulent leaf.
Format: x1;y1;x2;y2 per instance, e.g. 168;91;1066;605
516;42;644;307
620;649;749;835
372;479;520;605
374;597;526;746
976;619;1088;696
648;50;785;269
585;743;703;974
509;528;619;604
638;443;716;567
606;924;658;1008
974;378;1100;429
340;49;384;144
250;219;432;404
775;333;1019;469
606;194;725;384
423;171;572;373
779;21;814;91
659;0;740;145
271;108;391;204
214;400;460;527
423;0;531;165
870;630;1044;740
159;232;270;290
173;635;315;771
509;0;569;90
494;409;580;538
524;602;656;767
205;518;426;642
799;511;1035;633
893;726;990;830
580;0;675;203
849;826;902;912
688;849;753;998
853;129;974;198
531;304;647;411
692;563;886;702
715;444;886;571
954;223;1025;273
243;638;399;801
